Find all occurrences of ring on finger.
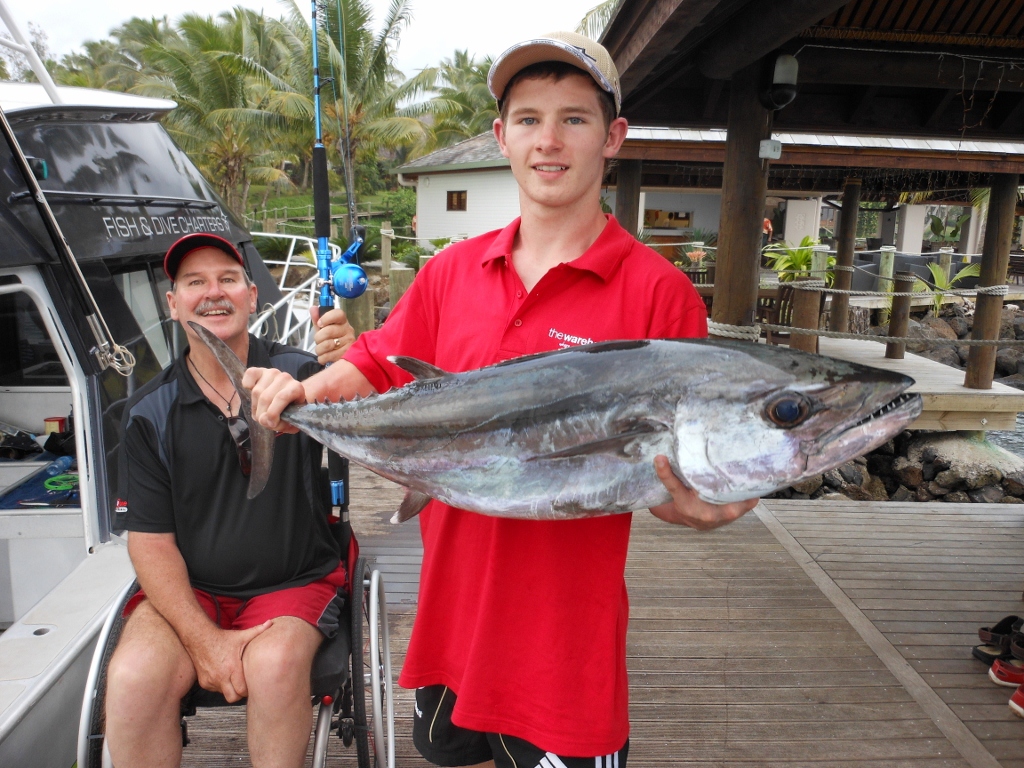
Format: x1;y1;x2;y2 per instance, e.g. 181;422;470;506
335;337;341;348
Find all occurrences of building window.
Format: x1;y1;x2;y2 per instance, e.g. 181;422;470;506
447;190;467;211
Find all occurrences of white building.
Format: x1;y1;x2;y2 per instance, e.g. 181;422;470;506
395;128;1024;254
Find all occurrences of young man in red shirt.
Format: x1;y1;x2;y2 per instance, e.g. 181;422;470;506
246;32;757;768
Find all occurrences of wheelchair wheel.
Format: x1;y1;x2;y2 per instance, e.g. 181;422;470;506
77;579;140;768
350;557;395;768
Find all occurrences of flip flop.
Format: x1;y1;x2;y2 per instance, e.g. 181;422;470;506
973;644;1012;664
990;658;1024;688
979;616;1023;650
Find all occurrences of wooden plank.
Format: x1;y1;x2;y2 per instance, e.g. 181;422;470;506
763;496;1024;768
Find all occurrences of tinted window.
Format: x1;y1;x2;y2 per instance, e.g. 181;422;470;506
0;291;69;386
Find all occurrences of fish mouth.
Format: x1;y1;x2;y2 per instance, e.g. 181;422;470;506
804;390;923;473
845;391;922;432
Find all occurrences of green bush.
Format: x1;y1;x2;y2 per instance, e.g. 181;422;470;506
377;189;416;230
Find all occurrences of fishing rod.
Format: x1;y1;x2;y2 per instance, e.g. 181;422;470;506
310;0;367;527
311;0;367;307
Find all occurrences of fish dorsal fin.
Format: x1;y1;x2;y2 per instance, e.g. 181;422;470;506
528;419;667;461
390;490;433;523
387;356;448;380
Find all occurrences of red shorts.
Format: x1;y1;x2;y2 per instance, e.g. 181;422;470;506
124;561;348;637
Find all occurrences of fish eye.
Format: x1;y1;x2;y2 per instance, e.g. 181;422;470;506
766;395;810;428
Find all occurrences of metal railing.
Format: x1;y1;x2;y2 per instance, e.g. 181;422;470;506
248;233;342;351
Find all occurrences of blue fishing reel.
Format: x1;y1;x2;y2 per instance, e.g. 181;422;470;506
331;236;368;299
313;190;368;304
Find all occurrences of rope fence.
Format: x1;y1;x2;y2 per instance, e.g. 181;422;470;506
707;320;1024;347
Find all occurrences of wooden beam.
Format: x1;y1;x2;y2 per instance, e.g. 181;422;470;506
924;89;958;128
998;93;1024;131
848;86;878;124
614;159;643;238
965;173;1020;389
830;177;861;332
615;140;1024;174
703;80;724;120
697;0;851;80
711;61;773;329
604;0;720;96
798;49;1024;92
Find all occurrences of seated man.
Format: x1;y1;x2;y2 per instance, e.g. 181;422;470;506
105;232;355;768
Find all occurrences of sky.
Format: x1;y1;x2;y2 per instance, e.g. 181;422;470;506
4;0;602;77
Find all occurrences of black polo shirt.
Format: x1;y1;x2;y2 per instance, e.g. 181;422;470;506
118;334;338;598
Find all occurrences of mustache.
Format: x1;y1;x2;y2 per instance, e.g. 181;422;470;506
194;299;235;315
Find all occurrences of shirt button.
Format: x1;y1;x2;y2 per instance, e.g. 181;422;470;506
514;319;523;327
516;290;522;298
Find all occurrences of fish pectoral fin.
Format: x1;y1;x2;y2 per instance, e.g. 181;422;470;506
390;490;433;523
387;356;448;380
528;421;667;461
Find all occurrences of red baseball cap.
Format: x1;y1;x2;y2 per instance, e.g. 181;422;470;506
163;233;245;280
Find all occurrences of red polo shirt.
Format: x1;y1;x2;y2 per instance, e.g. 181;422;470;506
345;215;706;755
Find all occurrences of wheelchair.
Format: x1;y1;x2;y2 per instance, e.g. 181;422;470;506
76;509;395;768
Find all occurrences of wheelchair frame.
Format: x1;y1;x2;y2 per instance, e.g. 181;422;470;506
76;555;394;768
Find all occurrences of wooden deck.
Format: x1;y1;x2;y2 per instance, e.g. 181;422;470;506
180;469;1024;767
818;337;1024;431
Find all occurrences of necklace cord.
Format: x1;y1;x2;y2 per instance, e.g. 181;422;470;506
188;355;236;416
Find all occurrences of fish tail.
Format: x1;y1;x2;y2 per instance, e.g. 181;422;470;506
187;321;275;498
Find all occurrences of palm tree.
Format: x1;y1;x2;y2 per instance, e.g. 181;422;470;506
395;50;496;153
577;0;619;40
128;12;292;213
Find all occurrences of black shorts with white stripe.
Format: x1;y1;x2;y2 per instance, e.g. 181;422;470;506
413;685;629;768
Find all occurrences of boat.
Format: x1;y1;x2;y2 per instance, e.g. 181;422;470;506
0;9;313;765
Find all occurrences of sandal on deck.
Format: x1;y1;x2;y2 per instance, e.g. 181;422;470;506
979;616;1023;650
973;644;1012;664
990;659;1024;687
1011;632;1024;661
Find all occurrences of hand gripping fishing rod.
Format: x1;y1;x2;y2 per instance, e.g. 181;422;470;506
310;0;366;528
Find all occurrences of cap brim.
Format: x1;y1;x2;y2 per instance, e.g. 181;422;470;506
164;233;244;280
488;38;619;113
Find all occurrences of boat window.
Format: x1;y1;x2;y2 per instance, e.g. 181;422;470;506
113;269;172;368
0;291;69;386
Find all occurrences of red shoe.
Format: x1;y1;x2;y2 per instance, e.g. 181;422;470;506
1010;684;1024;718
990;659;1024;687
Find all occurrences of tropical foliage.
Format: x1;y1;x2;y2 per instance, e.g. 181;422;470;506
37;2;507;218
763;236;836;285
916;261;981;317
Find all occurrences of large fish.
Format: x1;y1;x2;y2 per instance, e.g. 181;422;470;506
191;322;922;522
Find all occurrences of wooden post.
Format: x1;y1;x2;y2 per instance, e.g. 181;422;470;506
341;291;375;337
711;60;774;331
829;177;861;332
877;245;896;324
938;246;953;282
614;160;643;236
389;264;415;307
965;173;1019;389
811;245;830;280
381;219;392;276
790;280;822;353
885;271;916;360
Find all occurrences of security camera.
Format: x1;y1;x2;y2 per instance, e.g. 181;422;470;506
759;54;799;111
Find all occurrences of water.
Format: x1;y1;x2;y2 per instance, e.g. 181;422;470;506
988;412;1024;458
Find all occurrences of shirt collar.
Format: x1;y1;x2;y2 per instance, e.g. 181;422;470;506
177;333;263;405
479;214;631;282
